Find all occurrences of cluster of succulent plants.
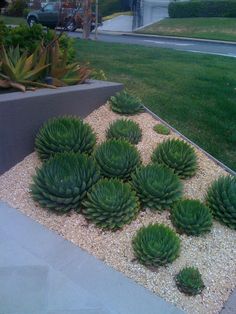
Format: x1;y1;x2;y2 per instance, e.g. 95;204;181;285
106;119;142;144
35;116;96;161
132;223;181;267
131;164;183;211
31;152;100;212
152;139;197;179
83;178;140;230
94;139;141;180
206;175;236;230
110;90;144;115
153;124;170;135
175;267;205;296
171;199;212;236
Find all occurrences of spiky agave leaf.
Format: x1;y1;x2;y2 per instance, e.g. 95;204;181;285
171;199;212;236
82;178;140;230
206;175;236;230
175;267;205;296
151;139;197;179
35;116;96;161
106;119;142;145
31;152;100;212
94;139;141;180
110;90;144;115
131;164;183;211
132;223;181;267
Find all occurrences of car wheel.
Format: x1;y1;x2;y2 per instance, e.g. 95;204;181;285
90;25;95;32
65;19;77;32
27;17;37;27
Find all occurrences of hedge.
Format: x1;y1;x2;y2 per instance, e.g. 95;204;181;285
100;0;130;16
168;0;236;18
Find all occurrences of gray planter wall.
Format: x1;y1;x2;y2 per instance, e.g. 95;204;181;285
0;80;123;175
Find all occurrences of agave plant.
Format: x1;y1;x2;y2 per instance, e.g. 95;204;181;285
94;139;141;180
171;199;212;236
110;90;144;115
31;152;100;212
82;178;140;230
206;176;236;230
151;139;197;179
131;164;183;211
132;223;181;267
35;116;96;161
175;267;205;296
106;119;142;144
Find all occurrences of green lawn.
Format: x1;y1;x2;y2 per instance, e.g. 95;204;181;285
0;16;26;25
136;18;236;42
75;40;236;171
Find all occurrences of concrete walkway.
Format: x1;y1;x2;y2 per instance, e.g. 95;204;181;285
0;201;183;314
99;16;133;32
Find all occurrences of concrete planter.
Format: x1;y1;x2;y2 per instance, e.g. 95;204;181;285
0;80;123;175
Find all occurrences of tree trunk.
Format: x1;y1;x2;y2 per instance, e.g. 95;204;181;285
83;0;92;39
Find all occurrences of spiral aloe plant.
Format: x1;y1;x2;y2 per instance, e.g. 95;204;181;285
175;267;205;296
132;223;181;267
94;139;141;180
131;164;183;211
151;139;197;179
110;90;144;115
171;199;212;236
35;116;96;161
31;152;100;212
106;119;142;144
82;178;140;230
206;175;236;230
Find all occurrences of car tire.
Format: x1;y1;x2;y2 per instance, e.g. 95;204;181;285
27;16;37;27
90;25;95;32
65;19;77;32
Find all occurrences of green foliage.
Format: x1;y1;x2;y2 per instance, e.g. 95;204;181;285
94;139;141;180
168;0;236;18
8;0;27;17
153;124;170;135
83;178;140;230
151;139;197;179
110;90;144;115
175;267;205;296
100;0;130;16
131;164;183;211
31;152;100;212
206;176;236;230
35;116;96;161
106;119;142;144
171;199;212;236
132;223;181;267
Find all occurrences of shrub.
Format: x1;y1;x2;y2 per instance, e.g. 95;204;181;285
132;223;181;267
35;116;96;161
110;90;144;115
153;124;170;135
206;176;236;230
31;152;100;212
100;0;130;16
106;119;142;144
171;199;212;236
8;0;27;17
83;178;140;230
131;164;183;211
94;139;141;180
175;267;205;296
168;0;236;18
151;139;197;179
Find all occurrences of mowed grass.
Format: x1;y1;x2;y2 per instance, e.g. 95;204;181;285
75;40;236;171
0;16;26;25
137;18;236;42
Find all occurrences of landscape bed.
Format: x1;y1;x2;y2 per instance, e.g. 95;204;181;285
0;104;235;314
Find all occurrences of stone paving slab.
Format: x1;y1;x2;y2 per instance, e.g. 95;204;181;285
0;201;183;314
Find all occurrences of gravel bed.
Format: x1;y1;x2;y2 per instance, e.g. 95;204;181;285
0;104;235;314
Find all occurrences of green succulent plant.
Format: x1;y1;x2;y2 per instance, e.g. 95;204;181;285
31;152;100;212
82;178;140;230
110;90;144;115
151;139;197;179
94;139;141;180
106;119;142;145
35;116;96;161
153;124;170;135
206;176;236;230
131;164;183;211
171;199;212;236
175;267;205;296
132;223;181;267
